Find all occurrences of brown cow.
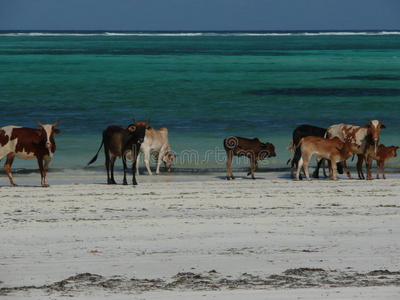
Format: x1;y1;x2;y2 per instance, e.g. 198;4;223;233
223;136;276;180
0;119;60;187
293;136;353;181
373;144;399;179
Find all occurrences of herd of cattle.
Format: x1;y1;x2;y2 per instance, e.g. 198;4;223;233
0;119;398;187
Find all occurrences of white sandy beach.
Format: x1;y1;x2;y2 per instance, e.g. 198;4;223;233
1;171;400;299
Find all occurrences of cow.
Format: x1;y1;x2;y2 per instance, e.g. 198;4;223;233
0;119;60;187
87;119;149;185
373;144;399;179
326;120;386;180
136;126;177;175
287;125;329;179
291;136;353;181
223;136;276;180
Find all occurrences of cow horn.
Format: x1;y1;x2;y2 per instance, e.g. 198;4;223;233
36;119;44;127
145;118;151;124
53;119;60;127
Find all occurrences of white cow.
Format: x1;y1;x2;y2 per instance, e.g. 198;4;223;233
326;120;386;180
136;126;176;175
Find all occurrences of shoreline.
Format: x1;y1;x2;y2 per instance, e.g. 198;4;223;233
1;168;400;187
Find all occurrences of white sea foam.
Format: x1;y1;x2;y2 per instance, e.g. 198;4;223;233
1;31;400;37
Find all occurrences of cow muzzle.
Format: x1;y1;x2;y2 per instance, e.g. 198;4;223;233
138;138;144;144
46;142;52;149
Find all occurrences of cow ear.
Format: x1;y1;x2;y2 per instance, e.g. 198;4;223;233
128;125;136;132
380;124;386;129
53;128;61;134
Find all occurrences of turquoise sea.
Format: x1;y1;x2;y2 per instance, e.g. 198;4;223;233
1;31;400;175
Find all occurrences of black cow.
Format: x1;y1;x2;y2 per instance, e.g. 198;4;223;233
287;124;343;179
87;119;149;185
224;136;276;180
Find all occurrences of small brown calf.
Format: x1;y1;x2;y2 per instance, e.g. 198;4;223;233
223;136;276;180
373;144;399;179
293;136;353;181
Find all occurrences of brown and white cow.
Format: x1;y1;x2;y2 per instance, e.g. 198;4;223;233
223;136;276;180
293;136;353;181
0;119;60;187
136;126;176;175
326;120;386;180
373;144;399;179
87;119;149;185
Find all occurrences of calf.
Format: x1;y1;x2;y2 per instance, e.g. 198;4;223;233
223;136;276;180
373;144;399;179
293;136;353;181
87;119;149;185
327;120;386;180
287;125;329;179
0;119;60;187
136;126;176;175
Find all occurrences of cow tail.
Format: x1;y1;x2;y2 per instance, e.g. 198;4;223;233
286;139;294;165
87;140;104;167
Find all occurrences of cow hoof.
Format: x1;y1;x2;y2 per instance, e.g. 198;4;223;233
226;177;230;181
42;184;50;187
132;182;138;186
12;183;19;187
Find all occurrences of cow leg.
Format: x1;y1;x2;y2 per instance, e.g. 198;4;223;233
342;160;353;179
226;150;234;180
4;154;18;187
156;150;166;175
330;159;338;180
131;145;139;185
293;147;302;179
36;157;49;187
356;154;365;180
313;158;324;178
296;157;304;181
382;162;386;179
42;157;51;187
303;156;311;181
136;153;141;175
366;156;373;180
144;151;153;175
109;155;117;184
247;160;258;176
322;159;328;178
122;156;128;185
376;161;381;179
249;158;256;180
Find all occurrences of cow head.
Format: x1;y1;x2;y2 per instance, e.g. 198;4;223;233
339;141;354;160
390;146;399;158
367;120;386;155
163;151;178;172
129;118;151;144
36;119;60;152
261;142;276;158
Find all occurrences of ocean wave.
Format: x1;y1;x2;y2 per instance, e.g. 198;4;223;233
1;31;400;37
